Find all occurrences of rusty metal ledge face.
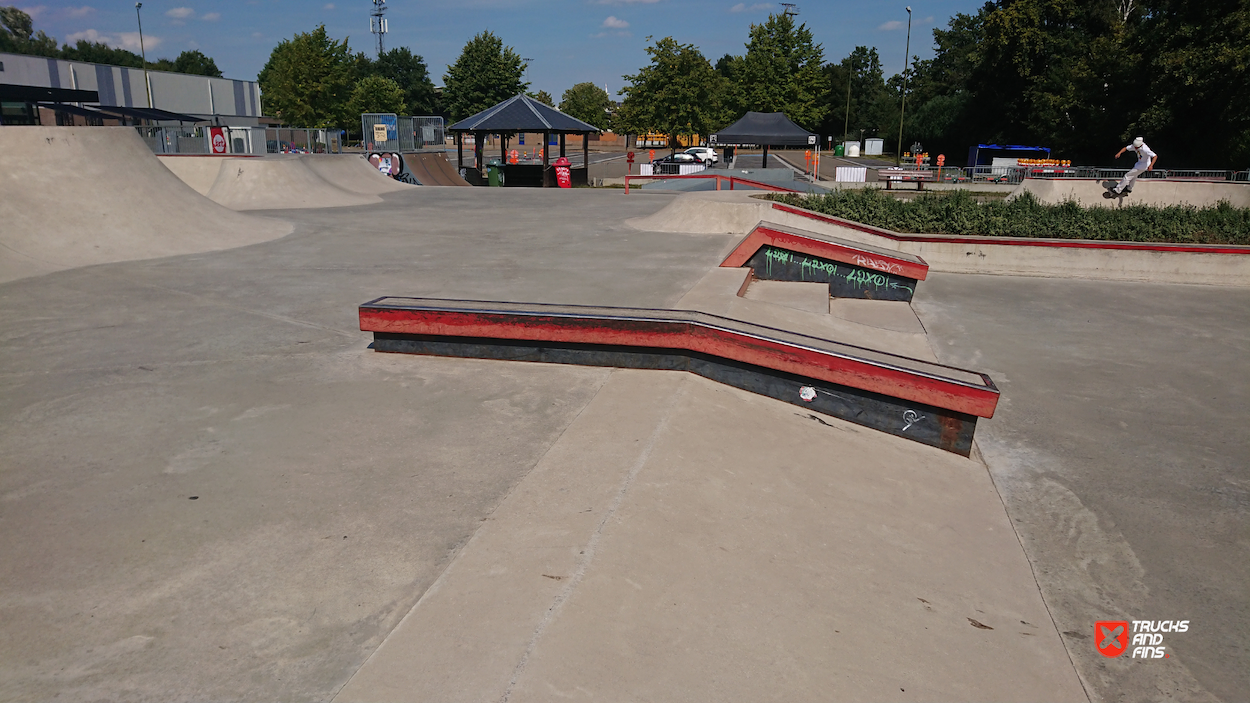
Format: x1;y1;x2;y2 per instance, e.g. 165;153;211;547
371;333;980;456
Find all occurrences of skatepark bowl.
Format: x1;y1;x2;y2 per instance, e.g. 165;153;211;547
1;126;1248;702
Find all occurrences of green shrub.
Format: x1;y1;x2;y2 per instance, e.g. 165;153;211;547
768;189;1250;245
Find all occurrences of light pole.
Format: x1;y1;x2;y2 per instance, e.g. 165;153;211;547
843;55;854;152
135;3;152;108
896;6;911;166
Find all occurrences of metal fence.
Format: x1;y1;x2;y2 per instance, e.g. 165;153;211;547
399;116;445;151
882;165;1246;185
264;128;341;154
363;113;445;151
136;126;340;155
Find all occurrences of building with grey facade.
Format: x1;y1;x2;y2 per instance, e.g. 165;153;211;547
0;50;264;125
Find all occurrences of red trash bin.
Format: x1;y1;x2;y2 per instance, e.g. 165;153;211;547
554;156;572;188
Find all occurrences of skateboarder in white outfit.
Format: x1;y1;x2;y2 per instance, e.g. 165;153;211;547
1107;137;1157;196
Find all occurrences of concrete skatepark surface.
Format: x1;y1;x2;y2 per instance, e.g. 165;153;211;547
0;127;292;284
0;128;1246;701
157;153;415;202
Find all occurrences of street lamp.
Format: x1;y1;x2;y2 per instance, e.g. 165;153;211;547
843;55;855;151
896;6;911;166
135;2;152;108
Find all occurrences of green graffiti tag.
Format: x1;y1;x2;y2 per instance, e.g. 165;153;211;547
763;247;837;281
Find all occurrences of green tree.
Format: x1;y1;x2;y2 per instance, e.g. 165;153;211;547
1133;0;1250;166
257;25;359;128
350;75;407;116
59;40;143;67
715;53;741;82
442;31;529;121
172;49;223;77
373;47;439;115
820;46;891;146
528;89;554;107
616;36;726;150
0;6;56;56
560;82;612;131
733;12;828;129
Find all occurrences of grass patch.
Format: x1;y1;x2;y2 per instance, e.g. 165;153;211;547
768;189;1250;245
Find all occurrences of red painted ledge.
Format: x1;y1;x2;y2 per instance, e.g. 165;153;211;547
721;221;930;280
359;297;999;419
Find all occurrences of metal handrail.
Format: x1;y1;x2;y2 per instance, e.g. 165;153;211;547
623;173;801;194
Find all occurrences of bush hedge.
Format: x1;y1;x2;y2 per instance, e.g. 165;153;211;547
768;189;1250;245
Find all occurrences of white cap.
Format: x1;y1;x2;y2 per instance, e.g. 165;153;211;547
1133;137;1144;147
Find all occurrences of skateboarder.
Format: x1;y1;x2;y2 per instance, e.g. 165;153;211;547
1106;137;1157;197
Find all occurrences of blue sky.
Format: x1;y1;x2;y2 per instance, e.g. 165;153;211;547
21;1;985;98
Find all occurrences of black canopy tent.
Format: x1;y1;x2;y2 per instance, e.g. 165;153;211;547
709;111;819;168
448;94;599;187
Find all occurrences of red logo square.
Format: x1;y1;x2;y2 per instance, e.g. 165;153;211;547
1096;621;1129;657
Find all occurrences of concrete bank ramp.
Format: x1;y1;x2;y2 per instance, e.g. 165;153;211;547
1010;178;1250;208
205;155;381;210
405;151;471;186
301;154;416;195
0;126;293;285
157;154;231;195
626;190;773;234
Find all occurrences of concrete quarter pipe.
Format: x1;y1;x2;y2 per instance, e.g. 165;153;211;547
0;127;292;284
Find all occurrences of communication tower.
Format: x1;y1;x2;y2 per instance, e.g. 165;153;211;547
370;0;388;56
780;3;799;17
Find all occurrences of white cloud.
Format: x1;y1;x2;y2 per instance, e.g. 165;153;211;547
65;6;95;19
18;5;48;20
877;20;904;30
729;2;771;12
65;28;102;43
165;7;195;19
593;0;659;4
602;15;629;28
66;28;161;51
324;2;335;8
201;12;220;21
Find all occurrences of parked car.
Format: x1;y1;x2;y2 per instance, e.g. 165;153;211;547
683;146;719;164
653;152;702;174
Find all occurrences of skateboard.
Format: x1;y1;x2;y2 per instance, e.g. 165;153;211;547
1102;183;1132;199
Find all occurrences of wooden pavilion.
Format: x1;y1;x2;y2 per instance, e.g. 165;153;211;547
448;94;600;187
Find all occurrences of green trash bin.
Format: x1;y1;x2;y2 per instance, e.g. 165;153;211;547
834;144;846;157
487;159;503;187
